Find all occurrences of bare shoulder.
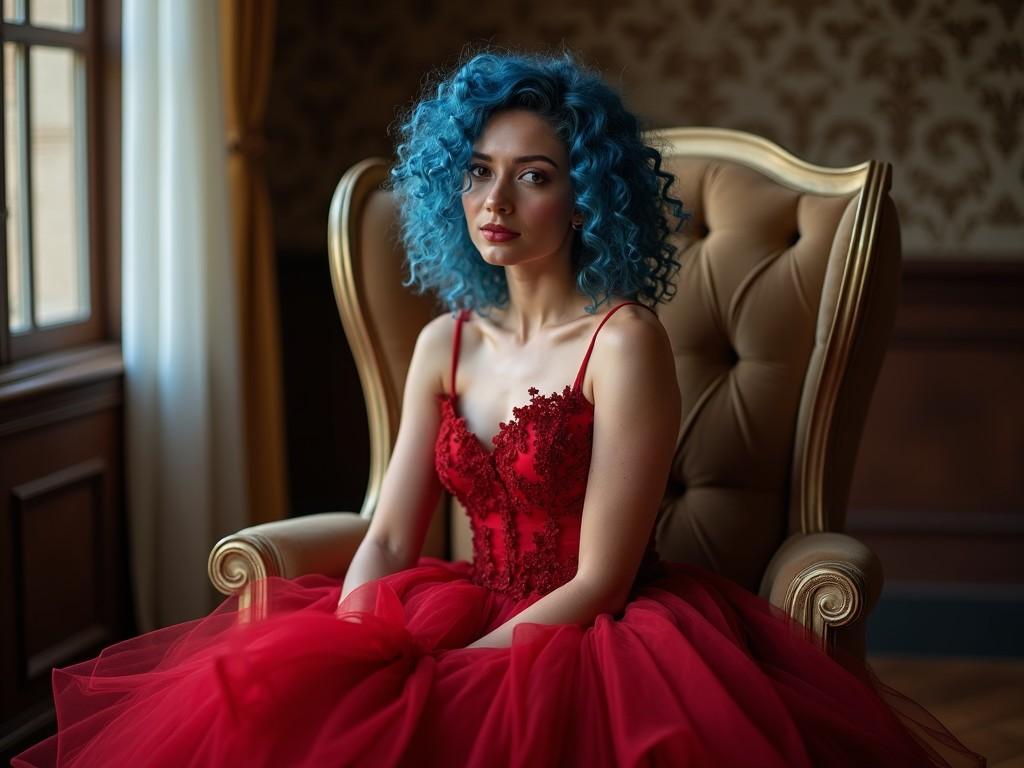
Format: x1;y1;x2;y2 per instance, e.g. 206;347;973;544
587;303;677;403
593;303;671;361
419;310;458;347
413;310;460;396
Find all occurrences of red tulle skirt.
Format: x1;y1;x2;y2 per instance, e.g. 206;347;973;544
13;558;984;767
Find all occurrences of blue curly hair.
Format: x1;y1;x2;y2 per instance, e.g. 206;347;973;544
389;50;686;315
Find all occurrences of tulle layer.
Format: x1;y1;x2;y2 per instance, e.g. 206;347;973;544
13;558;984;767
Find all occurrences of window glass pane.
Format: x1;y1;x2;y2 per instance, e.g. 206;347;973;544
3;0;24;23
5;42;29;333
30;46;88;327
30;0;79;29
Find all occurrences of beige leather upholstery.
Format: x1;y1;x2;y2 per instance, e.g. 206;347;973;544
209;128;899;664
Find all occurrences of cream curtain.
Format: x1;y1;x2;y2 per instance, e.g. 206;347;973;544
220;0;289;526
122;0;248;629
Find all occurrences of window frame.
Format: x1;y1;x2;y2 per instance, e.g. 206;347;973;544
0;0;118;365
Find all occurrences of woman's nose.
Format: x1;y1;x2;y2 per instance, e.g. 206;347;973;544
484;178;513;214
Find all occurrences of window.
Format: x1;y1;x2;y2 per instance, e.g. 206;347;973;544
0;0;115;363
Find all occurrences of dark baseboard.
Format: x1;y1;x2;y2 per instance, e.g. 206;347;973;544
867;583;1024;658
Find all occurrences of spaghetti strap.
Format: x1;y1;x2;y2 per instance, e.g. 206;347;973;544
450;308;470;396
572;301;655;393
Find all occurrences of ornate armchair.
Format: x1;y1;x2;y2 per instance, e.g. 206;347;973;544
209;128;900;664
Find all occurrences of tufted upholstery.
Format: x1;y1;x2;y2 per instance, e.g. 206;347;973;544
209;129;899;663
658;156;867;590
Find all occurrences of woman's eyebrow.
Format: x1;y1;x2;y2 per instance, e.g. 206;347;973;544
471;151;559;168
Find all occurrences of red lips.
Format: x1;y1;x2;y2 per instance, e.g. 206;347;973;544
481;222;517;233
480;223;520;243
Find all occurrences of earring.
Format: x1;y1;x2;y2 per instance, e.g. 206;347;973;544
571;220;583;231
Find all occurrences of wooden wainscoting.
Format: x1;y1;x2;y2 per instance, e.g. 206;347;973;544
849;260;1024;655
0;344;133;760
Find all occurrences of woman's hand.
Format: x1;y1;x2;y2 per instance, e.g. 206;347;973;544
458;577;612;649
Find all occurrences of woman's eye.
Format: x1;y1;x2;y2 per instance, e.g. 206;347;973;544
466;166;545;183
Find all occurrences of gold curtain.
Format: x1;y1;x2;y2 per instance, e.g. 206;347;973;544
220;0;288;524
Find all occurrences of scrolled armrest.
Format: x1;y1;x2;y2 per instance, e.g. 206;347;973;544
207;512;370;620
759;532;883;663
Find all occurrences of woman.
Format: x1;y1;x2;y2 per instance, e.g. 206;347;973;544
15;51;982;767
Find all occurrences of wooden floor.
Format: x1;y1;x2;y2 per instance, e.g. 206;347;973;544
869;656;1024;767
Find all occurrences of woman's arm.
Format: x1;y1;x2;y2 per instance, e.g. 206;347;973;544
467;307;681;648
339;314;452;604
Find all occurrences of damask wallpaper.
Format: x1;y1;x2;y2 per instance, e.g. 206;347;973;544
264;0;1024;258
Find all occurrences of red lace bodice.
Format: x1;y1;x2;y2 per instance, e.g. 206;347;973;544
434;301;662;599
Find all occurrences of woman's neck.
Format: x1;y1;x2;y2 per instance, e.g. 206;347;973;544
499;260;593;342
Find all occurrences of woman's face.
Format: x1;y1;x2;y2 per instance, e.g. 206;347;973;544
461;109;576;268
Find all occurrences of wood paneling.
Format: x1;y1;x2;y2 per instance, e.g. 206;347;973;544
847;260;1024;654
0;350;130;757
857;526;1024;583
13;459;111;681
848;261;1024;584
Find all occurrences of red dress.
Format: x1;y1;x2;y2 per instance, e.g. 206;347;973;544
14;302;983;767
